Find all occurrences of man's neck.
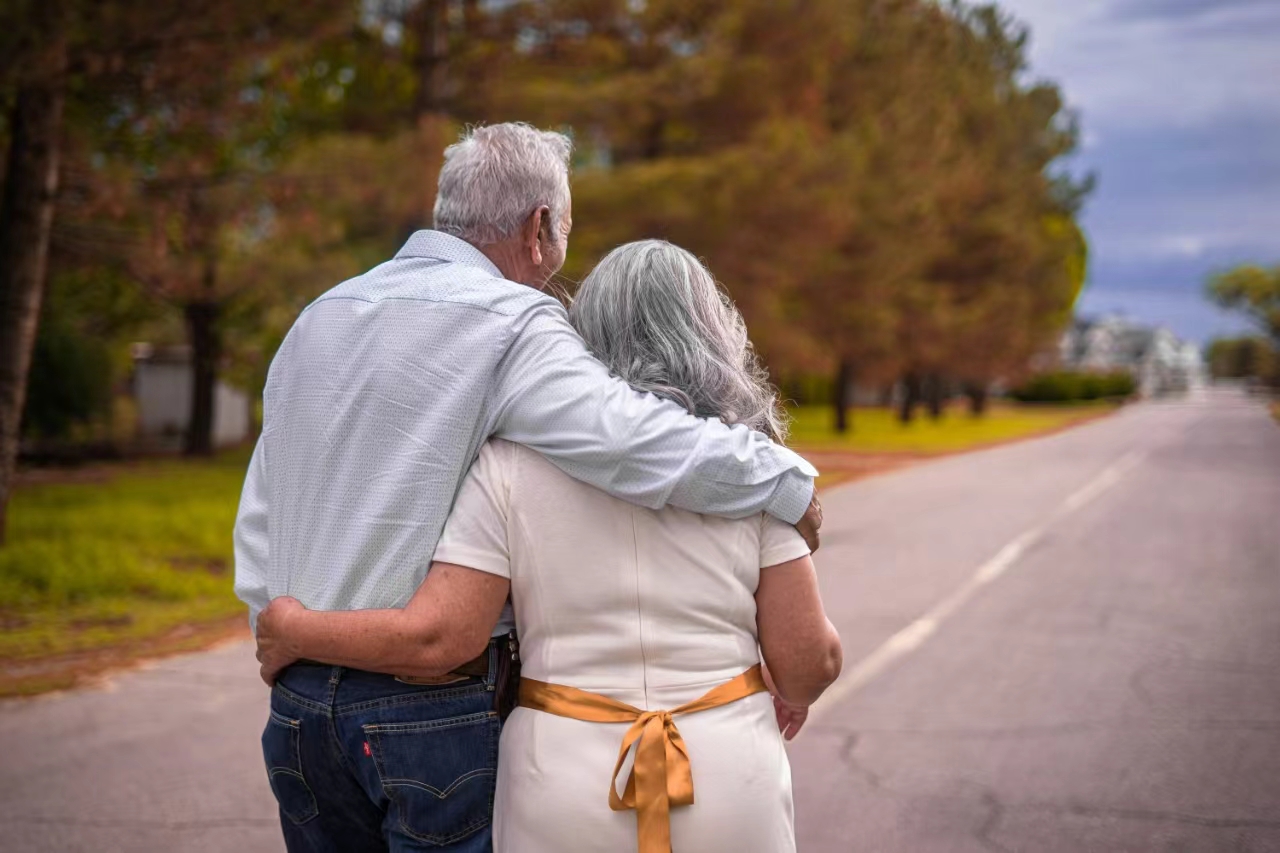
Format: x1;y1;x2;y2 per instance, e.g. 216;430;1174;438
476;239;533;287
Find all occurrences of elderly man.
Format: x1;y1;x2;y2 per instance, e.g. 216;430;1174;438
233;123;820;852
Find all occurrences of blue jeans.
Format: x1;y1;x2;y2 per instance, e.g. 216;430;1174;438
263;643;501;852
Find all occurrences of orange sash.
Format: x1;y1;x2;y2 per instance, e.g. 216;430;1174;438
518;665;767;853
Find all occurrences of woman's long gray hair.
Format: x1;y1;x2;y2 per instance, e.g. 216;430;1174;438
570;240;789;442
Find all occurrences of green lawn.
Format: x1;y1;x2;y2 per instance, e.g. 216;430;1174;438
787;402;1114;454
0;452;250;677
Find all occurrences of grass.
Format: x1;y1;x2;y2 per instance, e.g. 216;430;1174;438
0;451;250;689
787;401;1115;455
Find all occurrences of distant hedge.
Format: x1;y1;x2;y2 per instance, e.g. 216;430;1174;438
22;317;113;439
1010;371;1135;403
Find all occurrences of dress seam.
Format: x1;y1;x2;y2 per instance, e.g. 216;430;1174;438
630;508;650;708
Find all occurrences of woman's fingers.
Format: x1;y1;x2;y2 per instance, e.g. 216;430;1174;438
784;706;809;740
773;699;809;740
768;680;812;740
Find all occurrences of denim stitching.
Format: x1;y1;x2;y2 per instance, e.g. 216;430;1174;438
361;710;497;734
487;712;499;818
364;713;499;845
269;768;308;782
333;683;490;717
399;812;492;846
265;712;320;825
269;709;300;728
379;768;496;799
323;667;361;778
273;683;329;715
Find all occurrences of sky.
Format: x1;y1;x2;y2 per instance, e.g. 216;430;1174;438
995;0;1280;343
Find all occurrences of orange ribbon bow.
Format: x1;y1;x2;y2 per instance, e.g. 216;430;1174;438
518;665;767;853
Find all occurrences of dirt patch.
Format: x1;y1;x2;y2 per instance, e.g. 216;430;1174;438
0;616;250;698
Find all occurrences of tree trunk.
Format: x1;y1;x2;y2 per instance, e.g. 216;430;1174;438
184;301;221;457
965;382;989;417
898;372;921;424
462;0;481;32
833;360;854;434
640;115;666;160
0;51;67;545
925;372;946;421
411;0;449;118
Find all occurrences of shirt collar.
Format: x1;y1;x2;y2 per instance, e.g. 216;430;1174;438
395;230;505;279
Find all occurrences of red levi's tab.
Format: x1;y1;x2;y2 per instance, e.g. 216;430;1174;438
363;742;372;757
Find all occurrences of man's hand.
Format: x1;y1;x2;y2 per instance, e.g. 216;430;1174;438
255;596;306;687
794;490;823;553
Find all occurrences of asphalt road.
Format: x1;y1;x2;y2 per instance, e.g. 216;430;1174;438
1;388;1277;852
792;388;1280;852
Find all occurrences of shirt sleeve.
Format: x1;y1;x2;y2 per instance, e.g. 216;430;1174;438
233;436;271;633
490;305;819;523
759;512;812;568
432;440;514;579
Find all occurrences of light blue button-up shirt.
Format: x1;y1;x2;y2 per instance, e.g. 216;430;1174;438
233;231;818;633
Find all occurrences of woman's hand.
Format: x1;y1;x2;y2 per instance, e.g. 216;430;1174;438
761;662;811;741
772;695;809;741
256;596;306;687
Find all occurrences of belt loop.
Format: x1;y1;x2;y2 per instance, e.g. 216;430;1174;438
485;638;498;690
327;666;343;705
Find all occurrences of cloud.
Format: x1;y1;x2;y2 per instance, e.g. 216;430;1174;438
1077;113;1280;261
1008;0;1280;128
1109;0;1277;23
996;0;1280;341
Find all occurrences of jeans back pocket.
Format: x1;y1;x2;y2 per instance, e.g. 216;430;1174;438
262;709;320;826
364;710;499;846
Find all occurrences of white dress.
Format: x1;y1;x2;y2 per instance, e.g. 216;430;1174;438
433;439;811;853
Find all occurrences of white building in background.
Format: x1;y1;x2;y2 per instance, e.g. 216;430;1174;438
130;344;251;448
1059;316;1206;397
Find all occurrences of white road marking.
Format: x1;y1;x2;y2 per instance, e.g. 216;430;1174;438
808;449;1148;723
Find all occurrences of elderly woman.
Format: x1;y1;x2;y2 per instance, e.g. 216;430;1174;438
257;240;842;852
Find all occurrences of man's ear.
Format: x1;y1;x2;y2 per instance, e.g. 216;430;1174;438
523;206;550;267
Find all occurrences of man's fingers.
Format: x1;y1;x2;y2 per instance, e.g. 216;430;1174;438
795;491;823;553
797;514;820;553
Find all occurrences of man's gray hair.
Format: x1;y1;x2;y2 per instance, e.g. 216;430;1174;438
570;240;789;442
433;123;573;246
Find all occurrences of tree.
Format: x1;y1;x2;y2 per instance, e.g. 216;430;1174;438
1206;336;1276;384
0;0;67;543
0;0;349;538
1207;264;1280;348
92;54;303;455
506;0;1089;431
902;3;1088;421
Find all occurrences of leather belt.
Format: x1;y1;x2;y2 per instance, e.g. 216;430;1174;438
450;646;492;677
395;634;513;685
